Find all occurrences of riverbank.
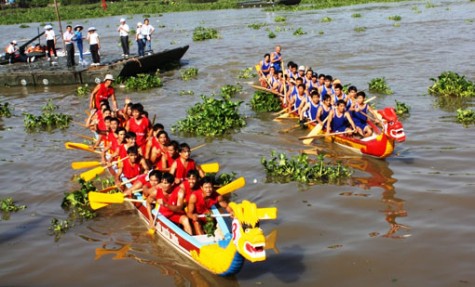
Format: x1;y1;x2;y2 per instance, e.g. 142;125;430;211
0;0;410;25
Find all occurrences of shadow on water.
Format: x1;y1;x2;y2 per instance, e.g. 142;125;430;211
0;216;46;244
238;245;305;284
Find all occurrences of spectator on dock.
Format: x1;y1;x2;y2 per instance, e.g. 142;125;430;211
73;25;84;65
63;25;75;67
44;24;57;61
87;27;100;66
118;18;130;58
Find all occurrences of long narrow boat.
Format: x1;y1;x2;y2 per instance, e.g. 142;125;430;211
253;85;406;158
0;45;189;86
124;188;277;276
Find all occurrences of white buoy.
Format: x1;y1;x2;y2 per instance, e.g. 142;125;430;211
42;79;49;86
20;79;27;86
95;78;101;84
253;179;257;183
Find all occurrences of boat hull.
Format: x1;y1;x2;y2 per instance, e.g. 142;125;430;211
0;45;189;87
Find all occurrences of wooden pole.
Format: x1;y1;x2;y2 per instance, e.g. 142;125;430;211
53;0;66;52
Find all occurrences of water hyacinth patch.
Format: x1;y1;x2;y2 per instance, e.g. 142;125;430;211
261;151;352;184
354;26;366;32
181;67;199;81
221;83;242;98
237;67;257;79
274;15;286;22
1;197;26;221
120;73;163;91
388;15;402;21
192;26;219;41
76;84;90;97
352;13;362;18
248;23;267;30
268;31;277;39
172;90;246;137
293;27;307;36
368;77;393;95
456;108;475;125
23;100;72;131
0;102;13;118
395;100;410;116
321;16;332;23
428;71;475;98
250;90;282;113
49;178;98;241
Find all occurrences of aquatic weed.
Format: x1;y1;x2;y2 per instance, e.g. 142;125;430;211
274;16;286;23
351;13;362;18
0;102;13;118
76;84;90;97
388;15;402;21
192;26;219;41
428;71;475;98
394;100;410;116
261;151;352;184
221;83;242;98
354;26;366;32
293;27;307;36
268;31;277;39
456;108;475;125
1;197;26;221
368;77;393;95
248;22;267;30
179;90;195;96
250;90;282;113
321;16;332;23
181;67;199;81
23;100;72;131
237;67;257;79
120;73;163;91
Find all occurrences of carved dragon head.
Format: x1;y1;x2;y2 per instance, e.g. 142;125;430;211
229;200;277;263
378;107;406;142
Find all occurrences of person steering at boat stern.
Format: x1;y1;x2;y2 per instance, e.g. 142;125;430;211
186;176;233;236
146;173;193;235
89;74;118;112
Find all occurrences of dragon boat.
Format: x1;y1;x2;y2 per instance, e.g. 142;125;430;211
253;85;406;158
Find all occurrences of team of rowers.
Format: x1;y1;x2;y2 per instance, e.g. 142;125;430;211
258;45;381;137
85;74;232;236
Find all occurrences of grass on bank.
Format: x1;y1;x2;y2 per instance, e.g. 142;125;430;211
0;0;415;25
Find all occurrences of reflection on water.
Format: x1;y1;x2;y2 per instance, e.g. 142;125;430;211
328;153;411;239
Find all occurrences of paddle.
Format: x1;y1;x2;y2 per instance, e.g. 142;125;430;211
302;116;329;145
281;118;319;133
251;85;285;99
200;162;220;174
95;176;138;193
147;205;160;235
88;191;144;210
191;143;207;152
65;142;101;154
72;160;104;170
79;157;128;182
72;132;95;141
216;176;245;195
274;108;298;121
299;130;354;140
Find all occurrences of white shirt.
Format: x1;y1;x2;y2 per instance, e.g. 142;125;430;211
5;44;16;54
87;32;99;45
63;30;74;44
136;27;144;39
45;30;55;40
141;24;154;36
118;23;130;37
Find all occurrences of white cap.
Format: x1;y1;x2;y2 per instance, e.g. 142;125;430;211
88;27;96;32
104;74;115;81
137;22;142;27
120;18;126;22
298;65;305;71
44;24;53;30
12;40;17;45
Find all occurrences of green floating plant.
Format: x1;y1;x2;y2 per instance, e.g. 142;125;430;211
23;100;72;131
181;67;199;81
192;26;219;41
120;73;162;91
368;77;393;95
428;71;475;98
250;91;282;113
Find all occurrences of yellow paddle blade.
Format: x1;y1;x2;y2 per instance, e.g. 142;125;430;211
71;161;101;170
89;192;125;204
65;142;100;154
255;64;261;73
80;165;106;181
217;176;245;195
201;162;219;174
96;185;120;194
89;200;109;210
302;123;323;145
257;207;278;220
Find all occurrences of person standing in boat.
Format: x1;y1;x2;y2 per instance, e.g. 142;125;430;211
326;100;357;135
87;27;100;66
63;25;75;67
118;18;130;58
89;74;118;112
270;45;282;73
135;22;145;57
72;25;84;65
187;176;232;236
141;18;155;54
44;24;57;61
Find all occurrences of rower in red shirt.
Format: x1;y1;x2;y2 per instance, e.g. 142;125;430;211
89;74;118;111
115;146;148;185
146;173;192;235
125;103;150;150
187;176;232;235
169;143;204;184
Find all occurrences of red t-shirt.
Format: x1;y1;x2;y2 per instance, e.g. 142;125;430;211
127;117;149;147
94;83;114;109
193;190;219;215
174;158;196;181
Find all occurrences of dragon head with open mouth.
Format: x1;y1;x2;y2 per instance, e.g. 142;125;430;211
378;107;406;142
229;200;277;262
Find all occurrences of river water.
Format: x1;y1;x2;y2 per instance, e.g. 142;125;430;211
1;0;475;286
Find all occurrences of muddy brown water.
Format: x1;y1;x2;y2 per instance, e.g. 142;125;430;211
1;1;475;286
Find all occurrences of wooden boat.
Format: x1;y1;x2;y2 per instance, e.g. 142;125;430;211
253;85;406;158
0;45;189;86
124;189;278;276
